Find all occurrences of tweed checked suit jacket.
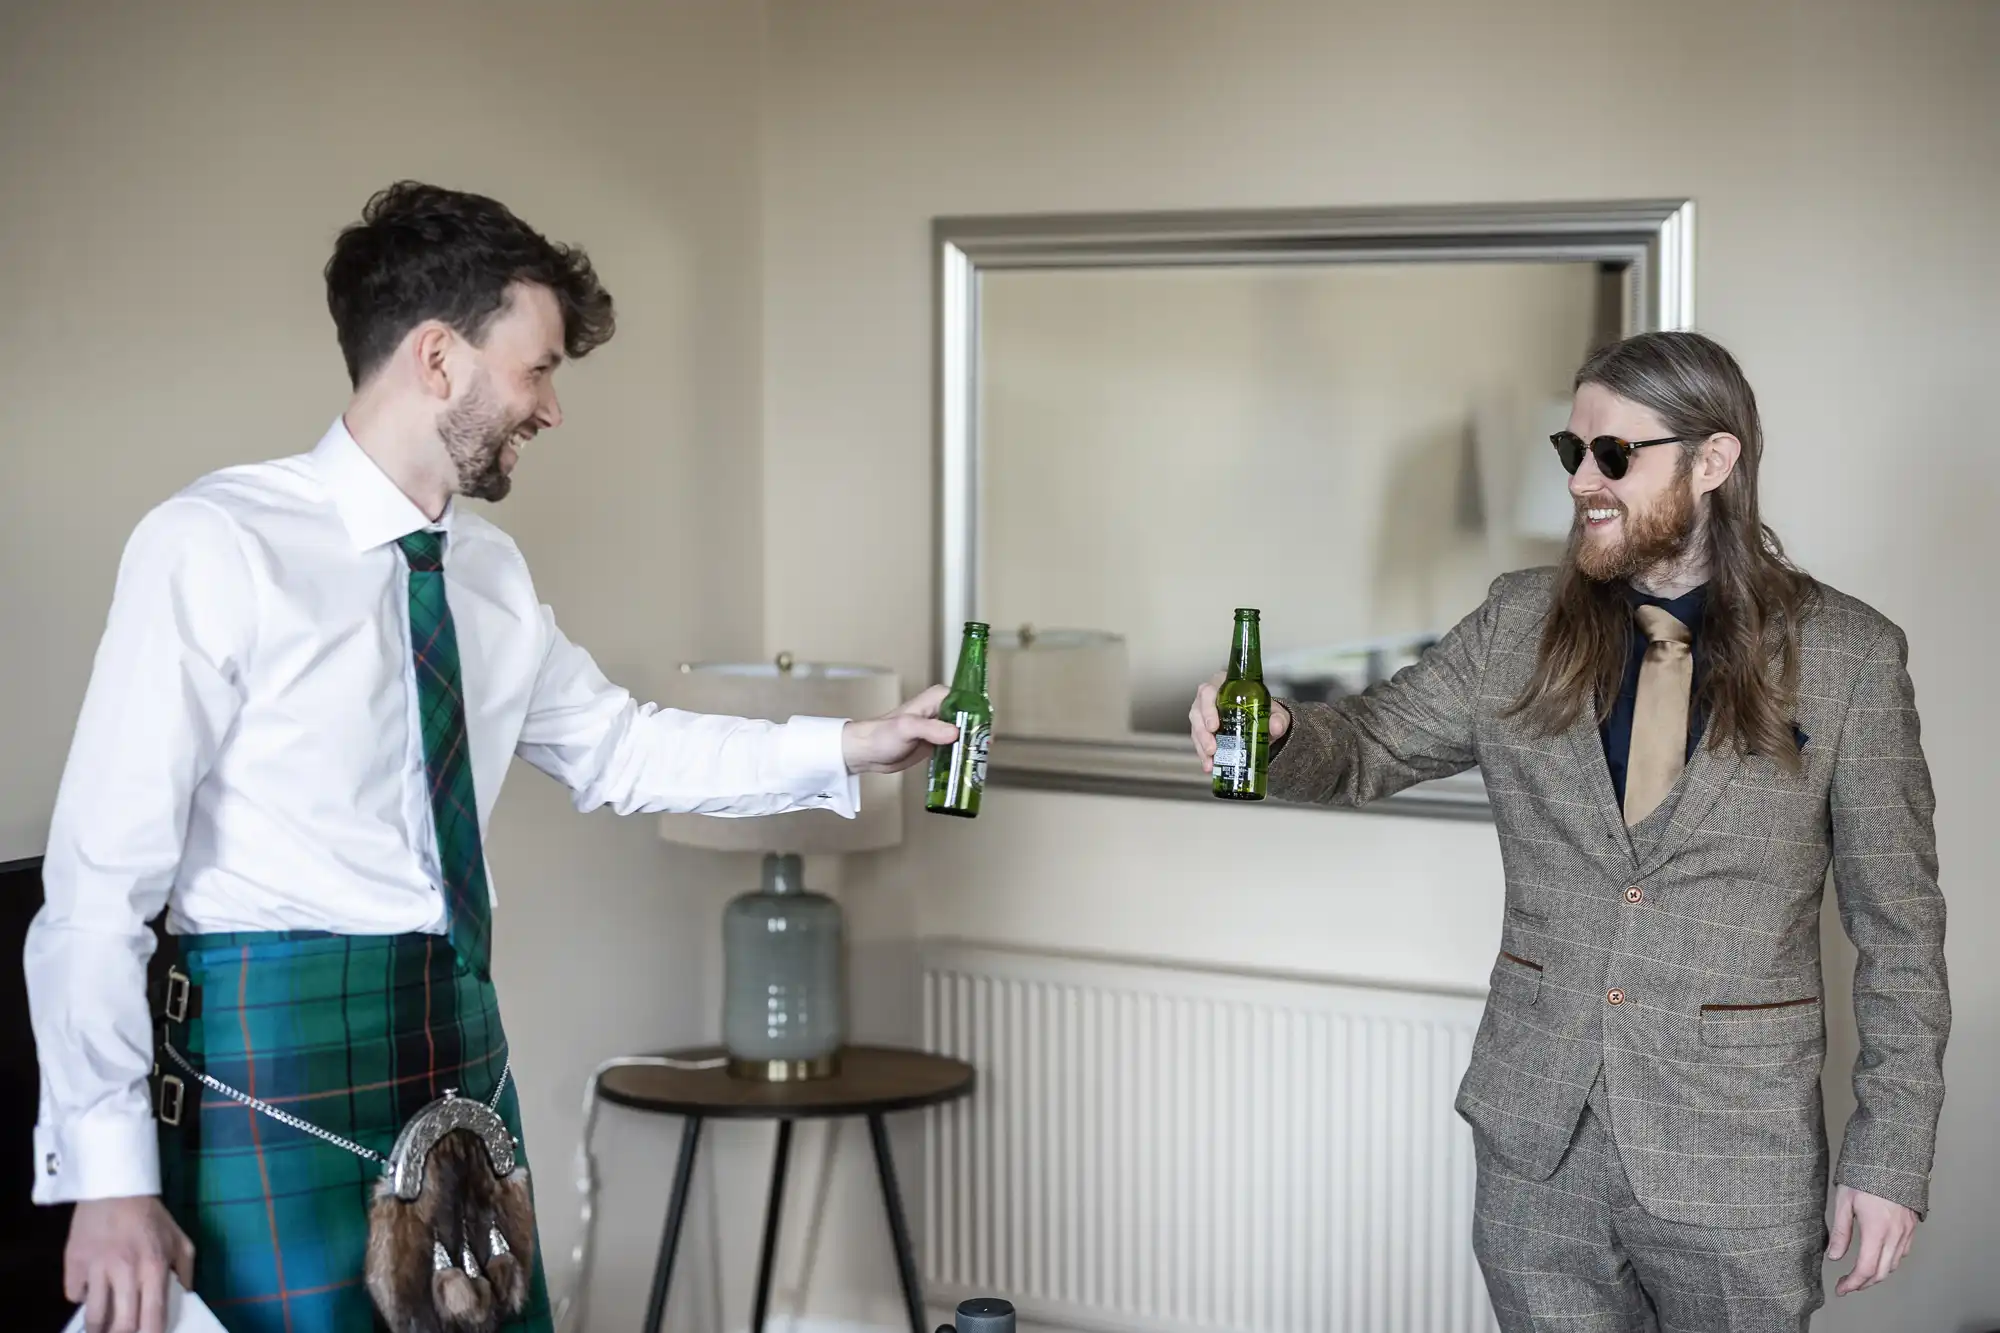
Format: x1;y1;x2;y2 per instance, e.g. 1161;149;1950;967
1267;568;1949;1229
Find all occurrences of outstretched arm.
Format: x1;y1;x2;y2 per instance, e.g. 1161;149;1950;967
517;609;951;816
1192;578;1505;807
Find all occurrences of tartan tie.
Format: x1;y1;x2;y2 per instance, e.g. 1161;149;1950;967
1623;604;1695;827
398;530;493;977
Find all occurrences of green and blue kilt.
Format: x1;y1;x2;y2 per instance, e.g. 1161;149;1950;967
156;930;553;1333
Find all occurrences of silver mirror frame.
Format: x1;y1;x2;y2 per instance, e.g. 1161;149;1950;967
936;199;1695;818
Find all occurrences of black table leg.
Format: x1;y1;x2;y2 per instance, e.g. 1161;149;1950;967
867;1112;927;1333
643;1114;705;1333
750;1119;795;1332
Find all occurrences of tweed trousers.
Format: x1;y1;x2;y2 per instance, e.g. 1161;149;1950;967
1473;1075;1826;1332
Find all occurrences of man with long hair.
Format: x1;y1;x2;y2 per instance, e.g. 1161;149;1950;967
1192;331;1948;1328
26;182;958;1333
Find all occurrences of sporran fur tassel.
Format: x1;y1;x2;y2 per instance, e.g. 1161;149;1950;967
365;1123;536;1333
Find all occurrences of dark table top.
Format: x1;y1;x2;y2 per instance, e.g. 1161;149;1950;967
598;1045;976;1120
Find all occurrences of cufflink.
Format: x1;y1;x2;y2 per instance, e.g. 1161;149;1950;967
44;1151;59;1177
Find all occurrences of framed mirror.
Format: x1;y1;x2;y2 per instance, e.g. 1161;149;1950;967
936;200;1694;817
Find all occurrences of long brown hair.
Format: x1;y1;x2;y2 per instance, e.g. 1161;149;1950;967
1508;331;1819;766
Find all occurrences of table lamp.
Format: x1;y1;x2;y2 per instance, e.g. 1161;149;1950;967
656;654;903;1082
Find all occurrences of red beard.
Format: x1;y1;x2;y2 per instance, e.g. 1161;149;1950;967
1570;479;1697;583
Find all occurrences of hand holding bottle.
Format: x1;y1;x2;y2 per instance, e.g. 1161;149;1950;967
1189;670;1291;774
1193;607;1283;799
841;684;959;773
926;622;994;817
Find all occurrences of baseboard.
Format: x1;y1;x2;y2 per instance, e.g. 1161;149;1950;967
751;1310;1070;1333
738;1316;931;1333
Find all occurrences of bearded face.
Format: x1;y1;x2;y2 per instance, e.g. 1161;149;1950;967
433;283;566;504
1570;455;1699;583
438;370;536;503
1561;383;1707;585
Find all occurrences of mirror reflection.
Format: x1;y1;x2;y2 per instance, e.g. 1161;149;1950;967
978;259;1624;738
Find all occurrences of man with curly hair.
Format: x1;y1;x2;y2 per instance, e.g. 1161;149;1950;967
27;181;956;1333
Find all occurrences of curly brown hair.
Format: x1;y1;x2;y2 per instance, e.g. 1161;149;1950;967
324;181;615;387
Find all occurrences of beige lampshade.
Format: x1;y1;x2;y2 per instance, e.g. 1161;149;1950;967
988;626;1131;739
654;657;903;854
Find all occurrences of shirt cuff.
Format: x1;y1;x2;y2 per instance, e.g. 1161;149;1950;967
33;1104;162;1204
778;714;860;818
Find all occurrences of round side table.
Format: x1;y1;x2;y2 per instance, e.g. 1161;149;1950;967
599;1044;976;1333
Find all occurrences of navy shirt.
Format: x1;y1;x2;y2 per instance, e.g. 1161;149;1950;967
1601;584;1708;809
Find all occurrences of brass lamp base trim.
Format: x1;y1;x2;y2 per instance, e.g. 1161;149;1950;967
727;1052;841;1082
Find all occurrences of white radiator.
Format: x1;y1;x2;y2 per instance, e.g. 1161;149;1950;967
921;944;1500;1333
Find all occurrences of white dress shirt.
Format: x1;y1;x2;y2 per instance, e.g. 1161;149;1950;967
25;420;859;1204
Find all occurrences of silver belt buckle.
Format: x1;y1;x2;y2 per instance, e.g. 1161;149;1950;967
158;1074;185;1127
164;967;190;1023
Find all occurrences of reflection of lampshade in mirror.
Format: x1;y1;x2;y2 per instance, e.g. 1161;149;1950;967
1511;397;1581;541
988;627;1130;739
1475;391;1577;547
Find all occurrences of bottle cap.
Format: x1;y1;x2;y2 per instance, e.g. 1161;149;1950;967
954;1296;1016;1332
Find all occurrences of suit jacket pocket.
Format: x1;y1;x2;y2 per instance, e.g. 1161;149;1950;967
1489;951;1543;1006
1699;996;1823;1047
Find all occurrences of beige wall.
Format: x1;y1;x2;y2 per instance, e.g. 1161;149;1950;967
0;1;767;1327
761;1;1997;1328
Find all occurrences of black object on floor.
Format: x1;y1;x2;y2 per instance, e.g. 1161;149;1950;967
939;1295;1016;1332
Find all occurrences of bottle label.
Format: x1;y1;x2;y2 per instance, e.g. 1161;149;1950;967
968;725;990;788
1213;706;1267;786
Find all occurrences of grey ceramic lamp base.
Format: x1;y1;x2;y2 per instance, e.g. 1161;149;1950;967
722;853;845;1082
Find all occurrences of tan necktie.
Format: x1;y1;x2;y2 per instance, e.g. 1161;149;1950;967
1623;604;1695;826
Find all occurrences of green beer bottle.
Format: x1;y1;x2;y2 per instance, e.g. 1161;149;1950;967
927;621;993;818
1211;608;1269;801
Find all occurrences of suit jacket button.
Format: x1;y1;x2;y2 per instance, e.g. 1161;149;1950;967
1625;886;1643;904
1607;988;1625;1005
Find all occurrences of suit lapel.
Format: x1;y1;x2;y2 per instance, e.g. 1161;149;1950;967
1564;694;1639;873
